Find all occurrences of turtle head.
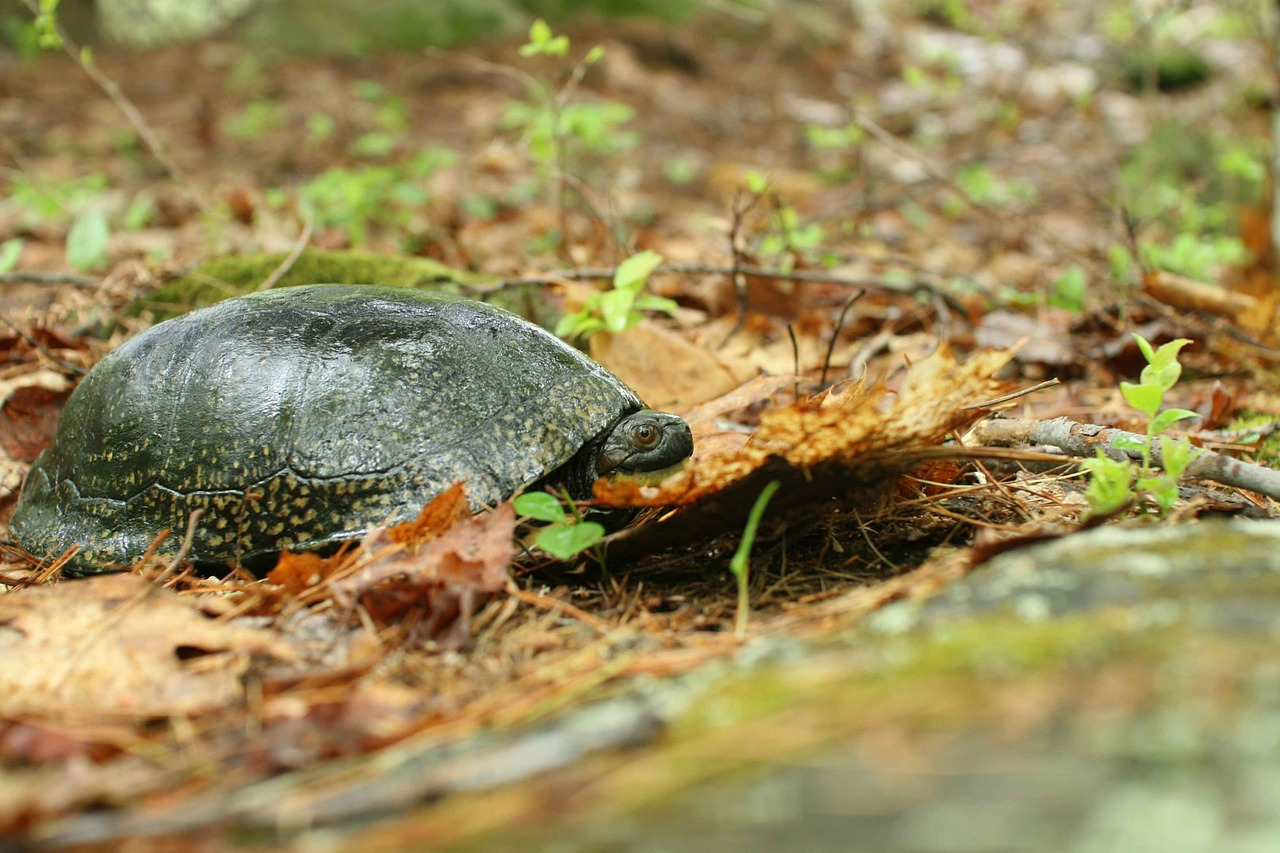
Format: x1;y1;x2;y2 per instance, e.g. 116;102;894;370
594;410;693;484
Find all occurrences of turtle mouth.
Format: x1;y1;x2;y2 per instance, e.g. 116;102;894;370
595;410;694;479
604;459;687;485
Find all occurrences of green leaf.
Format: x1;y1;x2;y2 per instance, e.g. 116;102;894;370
535;521;604;560
585;45;605;64
1139;359;1182;393
1151;338;1193;368
66;209;109;271
633;294;679;315
513;492;567;523
0;238;23;273
1132;332;1156;364
527;18;550;44
1150;408;1200;435
1081;452;1134;517
1119;381;1162;416
599;287;638;333
1157;435;1199;478
745;171;768;194
613;250;663;290
1112;434;1147;453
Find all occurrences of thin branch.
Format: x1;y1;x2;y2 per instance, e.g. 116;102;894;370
479;261;945;296
0;314;88;375
257;216;314;291
965;378;1061;410
968;416;1280;502
0;270;100;287
22;1;204;208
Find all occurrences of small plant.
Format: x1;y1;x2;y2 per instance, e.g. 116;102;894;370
7;172;109;227
1082;334;1201;517
729;480;781;639
221;98;288;141
513;490;604;562
555;251;678;340
349;81;409;159
1140;233;1247;281
65;208;109;271
999;266;1087;312
298;146;458;245
503;19;639;247
946;164;1037;215
742;172;826;272
0;238;22;273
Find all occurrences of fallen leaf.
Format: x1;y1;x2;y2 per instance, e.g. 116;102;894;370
598;343;1014;507
0;574;296;717
330;503;516;640
1;384;72;463
589;322;746;411
387;481;471;548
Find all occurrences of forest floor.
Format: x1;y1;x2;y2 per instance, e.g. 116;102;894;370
3;2;1280;849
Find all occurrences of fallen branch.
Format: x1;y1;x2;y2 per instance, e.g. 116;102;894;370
968;416;1280;502
0;270;100;287
483;261;952;302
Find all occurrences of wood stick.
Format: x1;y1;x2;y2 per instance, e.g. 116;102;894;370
968;416;1280;501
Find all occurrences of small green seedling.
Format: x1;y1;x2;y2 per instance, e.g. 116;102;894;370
65;209;109;271
514;490;604;562
730;480;781;639
555;251;678;340
519;19;569;58
1083;333;1201;517
0;239;23;274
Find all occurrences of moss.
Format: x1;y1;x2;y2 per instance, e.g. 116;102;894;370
1227;412;1280;468
135;250;497;319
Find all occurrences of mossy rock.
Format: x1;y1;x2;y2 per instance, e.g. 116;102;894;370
136;250;505;319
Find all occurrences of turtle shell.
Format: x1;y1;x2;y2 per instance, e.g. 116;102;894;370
11;285;657;571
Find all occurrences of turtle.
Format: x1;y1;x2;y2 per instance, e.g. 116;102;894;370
10;284;693;573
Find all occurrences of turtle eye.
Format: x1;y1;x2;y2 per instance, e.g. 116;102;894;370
629;422;660;449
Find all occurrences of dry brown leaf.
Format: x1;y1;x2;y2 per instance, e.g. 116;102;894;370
387;481;471;548
589;323;746;411
597;343;1014;507
0;574;296;717
266;549;342;597
330;503;516;637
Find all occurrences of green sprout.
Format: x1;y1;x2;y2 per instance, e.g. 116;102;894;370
1082;334;1201;517
730;480;782;639
513;490;604;562
555;250;678;340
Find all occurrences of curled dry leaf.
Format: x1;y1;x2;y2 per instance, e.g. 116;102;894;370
598;343;1015;508
0;574;296;718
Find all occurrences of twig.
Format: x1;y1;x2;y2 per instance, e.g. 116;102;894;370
850;110;991;220
968;416;1280;502
504;579;609;635
22;1;204;208
480;262;945;296
820;290;864;388
722;187;768;344
0;314;88;375
0;270;100;287
257;216;314;291
965;378;1061;410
